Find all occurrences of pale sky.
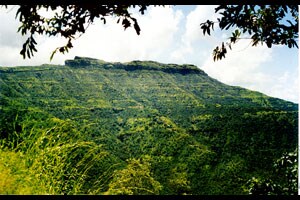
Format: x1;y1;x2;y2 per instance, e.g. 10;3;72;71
0;5;299;103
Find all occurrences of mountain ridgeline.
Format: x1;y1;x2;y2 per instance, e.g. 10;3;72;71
0;56;298;195
65;56;206;75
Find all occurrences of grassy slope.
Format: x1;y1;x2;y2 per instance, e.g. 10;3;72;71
0;57;298;194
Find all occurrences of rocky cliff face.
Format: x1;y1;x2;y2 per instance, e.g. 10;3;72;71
65;56;208;75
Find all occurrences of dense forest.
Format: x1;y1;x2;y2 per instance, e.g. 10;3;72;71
0;56;298;194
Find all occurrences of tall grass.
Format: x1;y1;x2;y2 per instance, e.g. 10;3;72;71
0;115;116;194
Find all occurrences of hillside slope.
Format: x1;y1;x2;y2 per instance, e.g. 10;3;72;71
0;56;298;194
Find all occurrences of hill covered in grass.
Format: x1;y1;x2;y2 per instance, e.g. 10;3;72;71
0;56;298;194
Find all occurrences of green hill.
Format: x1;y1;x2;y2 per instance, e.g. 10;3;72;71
0;56;298;194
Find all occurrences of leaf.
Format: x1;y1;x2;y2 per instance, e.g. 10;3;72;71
67;41;73;48
221;52;225;59
230;36;236;43
292;40;298;48
132;18;140;35
122;18;131;30
287;41;292;48
50;49;57;61
101;17;106;24
31;36;37;45
266;40;272;48
134;22;140;35
20;49;26;59
235;29;241;37
17;26;23;33
202;26;206;35
78;23;85;33
60;47;66;53
200;24;206;35
26;49;31;59
252;38;259;46
15;7;21;19
139;5;147;15
286;20;294;26
251;33;260;46
32;45;37;52
215;6;224;13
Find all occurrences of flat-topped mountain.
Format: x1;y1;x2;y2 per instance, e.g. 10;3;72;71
65;56;207;75
0;57;298;194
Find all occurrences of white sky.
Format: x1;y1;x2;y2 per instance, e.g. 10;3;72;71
0;5;299;103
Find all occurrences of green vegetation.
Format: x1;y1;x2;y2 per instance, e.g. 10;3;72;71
0;57;298;194
201;5;298;61
4;5;297;60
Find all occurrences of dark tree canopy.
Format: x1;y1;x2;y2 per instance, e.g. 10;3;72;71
1;5;298;61
245;148;298;195
200;5;298;61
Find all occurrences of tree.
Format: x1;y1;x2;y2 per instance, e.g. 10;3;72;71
244;148;298;195
4;5;153;60
1;5;298;61
200;5;298;61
